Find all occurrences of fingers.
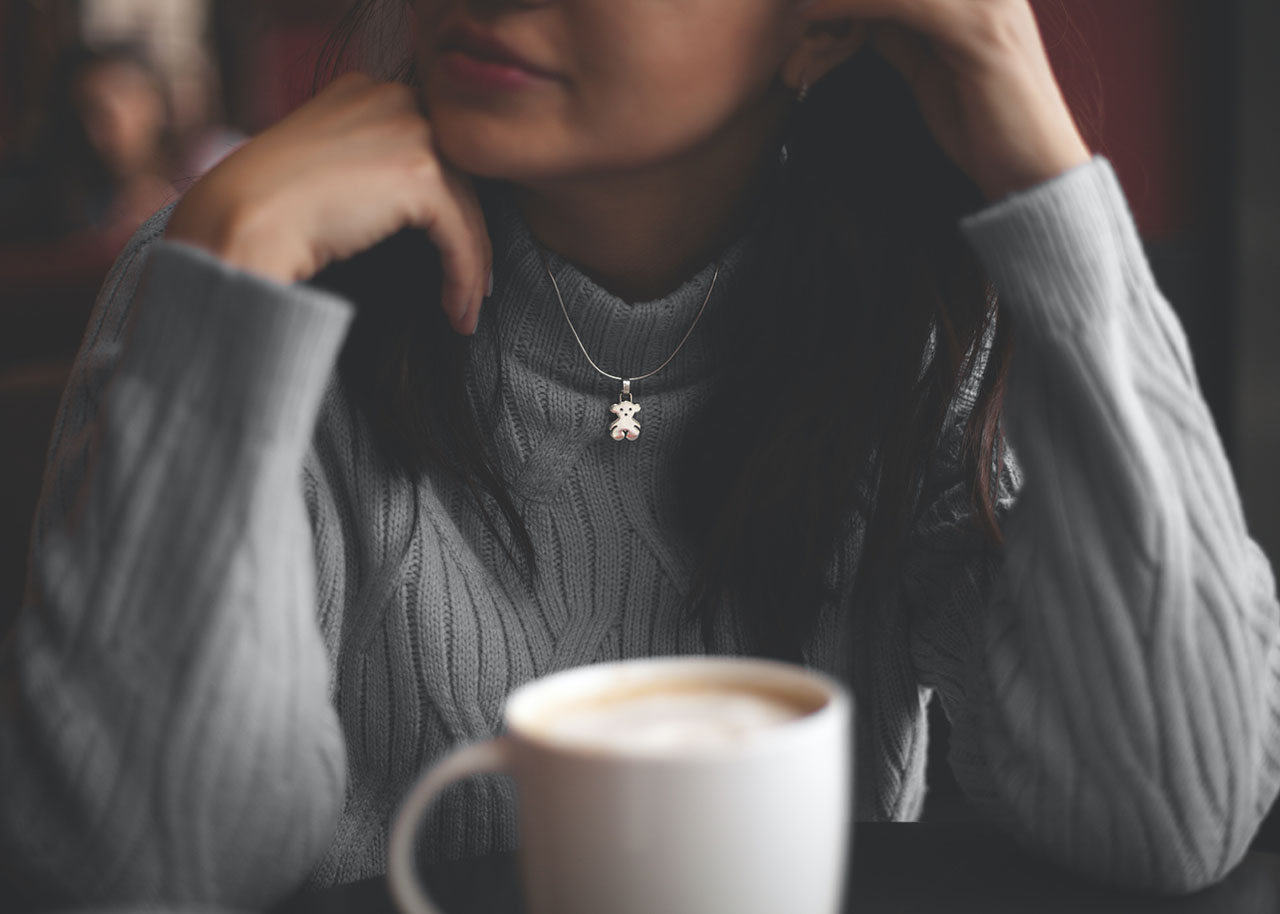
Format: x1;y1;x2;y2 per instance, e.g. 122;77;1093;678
419;189;483;334
406;154;491;336
797;0;936;88
801;0;1041;79
297;72;384;126
322;70;378;97
441;163;494;336
391;91;490;335
322;75;494;335
801;0;1026;55
868;21;932;86
348;81;489;336
801;0;965;37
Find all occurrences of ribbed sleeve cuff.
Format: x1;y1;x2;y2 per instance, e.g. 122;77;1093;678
958;155;1136;340
119;240;355;443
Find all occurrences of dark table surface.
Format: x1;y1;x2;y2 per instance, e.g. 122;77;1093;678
273;822;1280;914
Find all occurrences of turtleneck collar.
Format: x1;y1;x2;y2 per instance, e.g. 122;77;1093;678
476;181;777;397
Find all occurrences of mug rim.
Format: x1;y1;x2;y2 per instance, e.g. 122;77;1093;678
502;655;851;761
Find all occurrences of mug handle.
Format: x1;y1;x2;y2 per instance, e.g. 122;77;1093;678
388;738;514;914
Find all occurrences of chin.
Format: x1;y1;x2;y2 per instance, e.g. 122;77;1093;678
433;131;516;177
429;113;573;182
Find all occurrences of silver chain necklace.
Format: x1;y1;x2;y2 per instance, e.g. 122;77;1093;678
535;246;721;442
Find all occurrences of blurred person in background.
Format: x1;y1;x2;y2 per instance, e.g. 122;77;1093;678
0;41;176;252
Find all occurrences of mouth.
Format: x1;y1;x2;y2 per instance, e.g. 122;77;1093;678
437;49;557;92
438;23;559;81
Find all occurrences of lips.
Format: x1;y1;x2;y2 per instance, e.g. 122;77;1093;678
438;23;557;78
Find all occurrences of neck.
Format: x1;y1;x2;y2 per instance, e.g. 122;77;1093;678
507;90;791;305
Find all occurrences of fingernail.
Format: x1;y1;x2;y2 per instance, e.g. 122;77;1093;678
486;267;494;298
446;289;468;324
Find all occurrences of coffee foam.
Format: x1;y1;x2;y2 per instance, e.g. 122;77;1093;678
525;681;821;754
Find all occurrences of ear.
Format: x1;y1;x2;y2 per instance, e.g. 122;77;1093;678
631;403;641;413
780;15;871;95
611;403;621;415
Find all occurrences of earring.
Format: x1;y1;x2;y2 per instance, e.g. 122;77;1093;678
779;72;812;167
780;78;810;166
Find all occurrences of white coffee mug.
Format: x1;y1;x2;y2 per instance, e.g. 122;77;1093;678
388;655;854;914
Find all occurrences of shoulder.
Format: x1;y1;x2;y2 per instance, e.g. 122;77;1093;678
119;197;182;266
60;199;183;395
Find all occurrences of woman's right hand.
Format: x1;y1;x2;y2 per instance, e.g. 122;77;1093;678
165;72;492;334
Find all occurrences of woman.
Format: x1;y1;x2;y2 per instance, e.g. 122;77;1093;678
0;41;176;246
3;0;1277;908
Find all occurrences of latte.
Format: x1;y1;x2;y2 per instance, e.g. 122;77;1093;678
529;682;818;754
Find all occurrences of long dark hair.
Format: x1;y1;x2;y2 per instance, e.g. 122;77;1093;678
310;7;1013;664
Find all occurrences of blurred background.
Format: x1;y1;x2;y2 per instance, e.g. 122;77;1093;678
1;0;1277;833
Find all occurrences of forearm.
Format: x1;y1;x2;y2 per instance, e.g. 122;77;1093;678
1;234;354;908
933;157;1280;892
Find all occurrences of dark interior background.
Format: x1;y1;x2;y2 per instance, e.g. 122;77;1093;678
2;0;1277;842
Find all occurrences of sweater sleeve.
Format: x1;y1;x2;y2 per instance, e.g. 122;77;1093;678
0;204;354;909
907;156;1280;894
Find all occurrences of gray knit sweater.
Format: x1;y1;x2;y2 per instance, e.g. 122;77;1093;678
2;157;1278;909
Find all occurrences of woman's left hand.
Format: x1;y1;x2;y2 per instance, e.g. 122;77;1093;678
802;0;1092;202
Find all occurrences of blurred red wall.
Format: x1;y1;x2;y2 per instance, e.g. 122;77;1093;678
251;21;347;131
1034;0;1219;241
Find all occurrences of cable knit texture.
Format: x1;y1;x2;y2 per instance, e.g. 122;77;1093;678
1;156;1277;909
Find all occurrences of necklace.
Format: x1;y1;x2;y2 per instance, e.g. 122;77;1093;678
535;246;721;442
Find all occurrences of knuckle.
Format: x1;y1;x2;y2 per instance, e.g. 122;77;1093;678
967;5;1019;51
330;71;375;92
370;80;418;109
392;113;433;144
406;149;443;183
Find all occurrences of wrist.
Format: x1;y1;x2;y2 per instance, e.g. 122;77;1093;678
979;141;1093;203
165;191;305;285
218;209;310;285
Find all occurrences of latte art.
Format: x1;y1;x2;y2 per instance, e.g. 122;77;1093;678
535;686;811;753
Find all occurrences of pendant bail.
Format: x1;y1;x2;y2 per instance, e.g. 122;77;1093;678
621;378;632;400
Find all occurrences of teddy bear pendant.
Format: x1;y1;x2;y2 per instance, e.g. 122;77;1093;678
609;379;641;441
